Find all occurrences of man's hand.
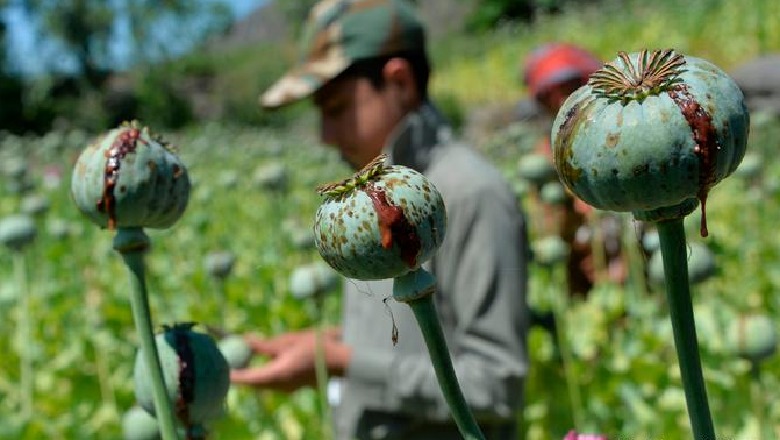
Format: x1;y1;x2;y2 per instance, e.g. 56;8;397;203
229;327;350;392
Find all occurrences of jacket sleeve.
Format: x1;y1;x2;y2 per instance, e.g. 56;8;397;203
347;182;530;421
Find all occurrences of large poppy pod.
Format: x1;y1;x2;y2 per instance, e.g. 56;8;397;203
313;154;447;281
71;121;190;230
551;49;749;236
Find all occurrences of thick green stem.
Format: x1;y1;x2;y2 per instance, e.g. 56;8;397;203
13;252;32;419
313;294;333;440
115;227;179;440
656;218;715;440
394;268;485;440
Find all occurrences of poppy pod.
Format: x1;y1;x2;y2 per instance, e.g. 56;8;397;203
551;49;749;236
134;323;230;426
71;121;190;230
313;154;447;281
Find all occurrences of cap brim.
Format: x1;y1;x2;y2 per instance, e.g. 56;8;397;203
260;57;350;109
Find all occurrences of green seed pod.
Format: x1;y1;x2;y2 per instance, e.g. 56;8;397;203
2;156;28;181
641;228;661;254
726;313;777;363
20;194;50;217
71;121;190;230
134;323;230;426
314;154;446;280
217;170;239;189
252;161;288;192
511;178;531;200
539;181;568;205
517;153;557;186
46;218;73;240
217;334;253;370
552;49;749;235
289;261;339;299
0;215;37;251
122;406;161;440
648;241;716;285
204;251;236;280
532;235;569;266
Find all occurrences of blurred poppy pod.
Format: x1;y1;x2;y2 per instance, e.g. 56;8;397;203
648;241;717;286
0;215;37;251
121;406;160;440
217;334;253;370
726;313;777;363
134;323;230;427
71;121;190;230
204;251;236;280
314;154;446;281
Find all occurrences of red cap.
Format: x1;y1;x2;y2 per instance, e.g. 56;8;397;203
523;43;602;97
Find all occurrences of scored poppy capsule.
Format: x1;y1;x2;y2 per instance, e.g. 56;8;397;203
313;154;447;283
133;323;230;429
71;120;190;230
551;49;749;236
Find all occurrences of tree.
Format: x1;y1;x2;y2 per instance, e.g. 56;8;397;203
18;0;232;87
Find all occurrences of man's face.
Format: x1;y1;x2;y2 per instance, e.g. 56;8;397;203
314;73;406;169
536;77;585;115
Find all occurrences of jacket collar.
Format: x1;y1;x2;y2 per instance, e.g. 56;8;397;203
383;101;453;172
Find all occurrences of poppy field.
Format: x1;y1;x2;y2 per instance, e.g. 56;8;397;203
2;0;780;438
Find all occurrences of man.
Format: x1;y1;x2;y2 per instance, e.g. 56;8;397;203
231;1;530;439
522;43;626;297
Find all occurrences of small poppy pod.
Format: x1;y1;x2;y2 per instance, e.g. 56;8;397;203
134;323;230;426
217;334;253;370
648;241;717;286
204;251;236;280
71;121;190;230
0;215;36;251
121;405;161;440
551;49;749;235
726;313;778;363
314;155;447;281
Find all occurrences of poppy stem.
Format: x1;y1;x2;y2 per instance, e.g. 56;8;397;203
115;227;179;440
395;268;486;440
13;252;33;419
656;218;715;440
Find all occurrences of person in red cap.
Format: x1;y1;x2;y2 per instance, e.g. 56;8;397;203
524;43;603;114
523;43;627;297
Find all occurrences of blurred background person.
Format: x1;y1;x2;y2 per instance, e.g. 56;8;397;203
522;42;627;297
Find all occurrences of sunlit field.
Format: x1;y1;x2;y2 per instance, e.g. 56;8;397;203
2;0;780;438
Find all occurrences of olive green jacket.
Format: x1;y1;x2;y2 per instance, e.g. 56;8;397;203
332;101;530;440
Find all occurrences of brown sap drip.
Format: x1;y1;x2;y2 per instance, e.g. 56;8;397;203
365;184;421;268
668;84;719;237
96;127;146;229
173;328;195;436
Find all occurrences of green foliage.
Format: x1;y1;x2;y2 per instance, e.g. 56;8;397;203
466;0;536;32
432;92;465;134
134;69;193;130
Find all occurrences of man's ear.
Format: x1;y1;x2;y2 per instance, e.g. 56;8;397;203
383;57;418;108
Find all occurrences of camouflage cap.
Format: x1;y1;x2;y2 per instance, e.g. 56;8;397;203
260;0;426;109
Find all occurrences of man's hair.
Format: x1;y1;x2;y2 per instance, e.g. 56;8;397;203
338;51;431;99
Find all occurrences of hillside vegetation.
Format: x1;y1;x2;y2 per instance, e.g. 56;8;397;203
165;0;780;132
